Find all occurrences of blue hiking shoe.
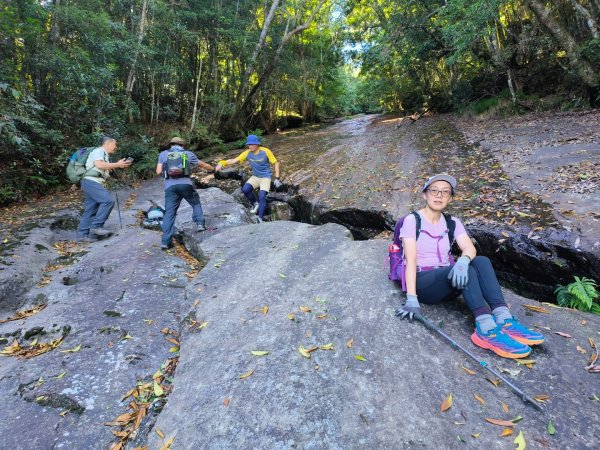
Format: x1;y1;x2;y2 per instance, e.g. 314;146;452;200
499;318;545;346
471;323;531;359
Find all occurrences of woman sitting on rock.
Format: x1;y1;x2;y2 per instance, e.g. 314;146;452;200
395;174;544;359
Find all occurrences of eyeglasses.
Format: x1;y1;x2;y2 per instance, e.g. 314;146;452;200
426;188;452;198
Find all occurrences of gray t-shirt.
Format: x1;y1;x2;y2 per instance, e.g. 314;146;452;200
158;146;200;189
84;147;110;184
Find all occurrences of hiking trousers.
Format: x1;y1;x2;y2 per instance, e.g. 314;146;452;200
77;178;114;237
162;184;205;246
416;256;507;317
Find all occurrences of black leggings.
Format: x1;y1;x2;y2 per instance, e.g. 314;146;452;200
416;256;507;317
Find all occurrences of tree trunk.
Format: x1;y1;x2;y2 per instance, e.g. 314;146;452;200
524;0;598;88
190;41;204;131
125;0;149;106
232;0;328;129
49;0;61;44
570;0;600;39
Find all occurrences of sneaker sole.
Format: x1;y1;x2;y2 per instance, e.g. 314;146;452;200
503;333;545;346
471;333;531;359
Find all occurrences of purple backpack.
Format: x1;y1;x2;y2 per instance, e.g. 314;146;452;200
388;212;456;291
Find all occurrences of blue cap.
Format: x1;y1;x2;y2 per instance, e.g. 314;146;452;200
246;134;261;145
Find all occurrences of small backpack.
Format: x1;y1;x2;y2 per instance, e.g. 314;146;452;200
66;147;96;183
163;149;191;179
388;211;456;291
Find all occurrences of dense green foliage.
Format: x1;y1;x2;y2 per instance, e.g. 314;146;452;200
2;0;600;204
346;0;600;112
555;277;600;314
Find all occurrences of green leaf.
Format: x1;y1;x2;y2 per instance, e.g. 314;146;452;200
547;420;556;435
355;354;366;361
514;430;526;450
59;344;81;353
54;371;67;380
251;350;269;356
153;381;164;397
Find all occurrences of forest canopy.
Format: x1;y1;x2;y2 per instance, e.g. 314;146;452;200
1;0;599;204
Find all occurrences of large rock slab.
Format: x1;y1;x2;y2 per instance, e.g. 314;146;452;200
150;221;600;449
211;114;599;298
0;181;253;449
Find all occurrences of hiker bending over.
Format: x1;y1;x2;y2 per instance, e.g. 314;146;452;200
76;137;131;241
215;134;282;223
156;137;214;250
395;174;544;359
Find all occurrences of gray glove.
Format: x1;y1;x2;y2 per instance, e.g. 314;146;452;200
273;178;283;190
395;294;421;322
448;256;470;289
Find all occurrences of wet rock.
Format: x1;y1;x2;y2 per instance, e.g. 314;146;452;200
49;215;79;231
268;202;293;221
23;327;44;340
150;220;600;449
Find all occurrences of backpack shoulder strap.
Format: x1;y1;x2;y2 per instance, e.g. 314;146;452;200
443;213;456;245
411;211;422;241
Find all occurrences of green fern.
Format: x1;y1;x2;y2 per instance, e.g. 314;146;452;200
555;277;599;314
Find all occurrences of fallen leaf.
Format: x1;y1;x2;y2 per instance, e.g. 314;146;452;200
456;435;466;443
239;369;254;379
500;401;509;413
59;410;68;417
547;420;555;435
498;367;522;377
320;343;334;350
153;381;164;396
316;314;328;319
485;418;515;427
500;428;514;437
441;393;453;412
355;354;366;361
554;331;572;338
54;371;67;380
515;359;536;367
143;319;154;325
486;377;501;387
223;398;230;407
471;433;480;438
577;345;586;354
534;394;550;402
462;366;476;375
58;344;81;353
474;394;485;405
510;415;523;423
514;430;526;450
299;306;312;313
298;346;311;359
278;273;287;278
160;436;175;450
287;313;295;320
193;299;200;307
156;429;165;439
261;305;268;315
346;338;354;348
250;350;269;356
523;304;549;314
501;231;511;237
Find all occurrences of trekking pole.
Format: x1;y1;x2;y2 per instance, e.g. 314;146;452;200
415;314;545;412
115;192;123;229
